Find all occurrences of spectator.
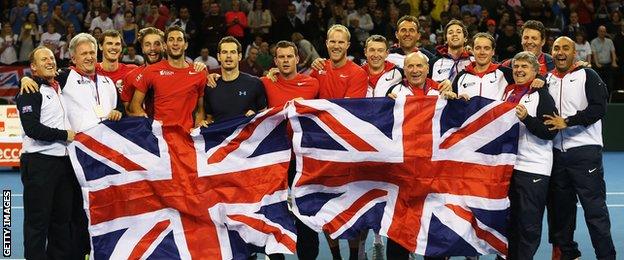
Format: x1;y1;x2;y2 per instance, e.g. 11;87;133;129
10;0;31;34
61;0;85;33
19;12;41;62
134;0;150;27
347;5;374;44
90;7;114;32
591;25;618;93
239;45;265;77
121;11;138;47
26;0;38;13
83;0;104;31
0;23;18;65
486;19;499;39
40;23;62;58
274;4;304;41
59;23;77;65
51;5;67;36
292;32;319;71
304;3;328;50
614;22;624;90
575;32;592;63
564;12;585;39
38;2;52;28
145;4;169;31
171;6;199;56
219;0;251;14
344;0;357;15
121;45;144;65
202;3;226;56
461;0;482;17
194;47;220;70
594;0;610;25
496;23;522;61
225;0;248;43
256;42;273;71
370;9;388;38
111;3;126;30
247;0;272;37
293;0;312;23
245;35;263;58
328;4;347;27
606;10;622;37
543;7;564;35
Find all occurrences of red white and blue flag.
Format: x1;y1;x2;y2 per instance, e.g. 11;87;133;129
287;96;519;257
68;109;296;260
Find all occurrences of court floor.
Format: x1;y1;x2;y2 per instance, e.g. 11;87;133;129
2;153;622;259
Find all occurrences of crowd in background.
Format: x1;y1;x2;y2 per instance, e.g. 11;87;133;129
2;0;624;95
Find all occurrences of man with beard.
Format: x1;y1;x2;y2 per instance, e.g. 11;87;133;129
203;36;267;124
128;26;208;132
121;27;206;115
503;51;558;260
429;19;474;83
544;36;616;260
362;35;403;97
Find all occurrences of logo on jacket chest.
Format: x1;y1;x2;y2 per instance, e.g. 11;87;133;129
462;82;476;88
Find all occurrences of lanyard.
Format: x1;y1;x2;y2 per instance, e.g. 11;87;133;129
86;74;101;105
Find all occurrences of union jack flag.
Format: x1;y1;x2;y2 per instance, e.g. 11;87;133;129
1;65;31;100
68;109;296;260
287;96;519;257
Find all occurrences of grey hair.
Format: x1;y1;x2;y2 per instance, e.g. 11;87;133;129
68;33;98;56
512;51;540;73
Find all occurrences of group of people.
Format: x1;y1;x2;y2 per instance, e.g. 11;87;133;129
16;13;615;260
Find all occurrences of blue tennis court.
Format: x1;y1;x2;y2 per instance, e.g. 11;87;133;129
2;152;623;259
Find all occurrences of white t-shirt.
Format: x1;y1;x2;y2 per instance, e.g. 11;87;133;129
575;41;592;62
89;17;114;31
0;34;18;65
40;32;62;55
194;56;220;70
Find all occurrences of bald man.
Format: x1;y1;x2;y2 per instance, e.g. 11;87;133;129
545;36;615;260
387;52;444;98
591;25;618;93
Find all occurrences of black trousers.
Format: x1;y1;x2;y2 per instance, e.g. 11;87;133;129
549;145;616;260
69;164;91;259
21;153;74;260
507;170;549;260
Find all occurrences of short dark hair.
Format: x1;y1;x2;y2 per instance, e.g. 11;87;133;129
521;20;547;41
365;34;389;49
275;40;299;55
443;19;468;43
137;27;164;45
397;15;420;31
165;25;187;42
218;36;242;53
100;29;125;46
472;32;496;49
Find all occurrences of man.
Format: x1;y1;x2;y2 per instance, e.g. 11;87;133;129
545;36;616;260
503;51;558;260
591;25;618;93
171;6;199;55
16;46;75;260
429;19;474;83
204;36;266;124
502;20;555;76
261;40;319;108
201;2;226;56
96;30;138;85
274;4;304;41
89;6;113;32
129;26;207;132
346;5;374;44
387;15;435;69
59;32;123;259
312;24;368;99
308;24;368;260
452;33;513;100
195;47;220;71
387;52;442;99
362;34;403;97
495;23;522;61
239;45;264;77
